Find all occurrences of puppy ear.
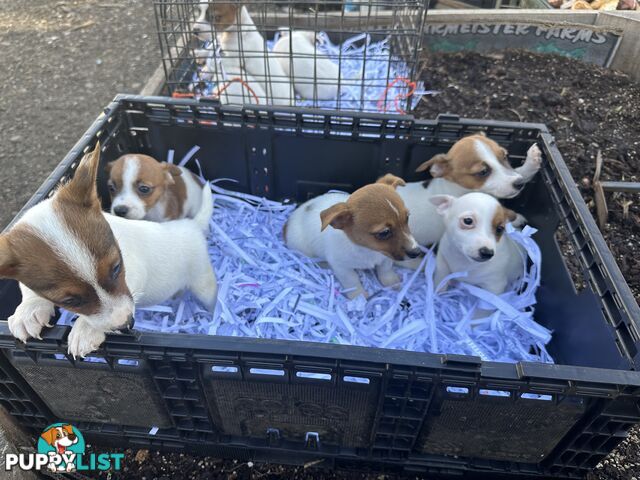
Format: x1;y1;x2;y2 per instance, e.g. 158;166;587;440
58;142;101;209
476;131;487;137
320;203;352;231
40;428;57;446
429;195;456;216
62;425;74;435
415;154;449;178
0;235;19;278
376;174;405;189
503;207;518;223
162;163;183;185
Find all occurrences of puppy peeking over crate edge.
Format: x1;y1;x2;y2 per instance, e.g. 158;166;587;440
0;144;218;358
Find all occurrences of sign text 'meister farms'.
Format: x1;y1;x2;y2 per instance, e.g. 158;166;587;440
425;23;608;44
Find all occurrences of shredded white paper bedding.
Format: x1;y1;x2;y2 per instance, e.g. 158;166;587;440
191;32;432;112
58;147;553;365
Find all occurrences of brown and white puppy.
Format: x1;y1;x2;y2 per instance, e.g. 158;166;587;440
1;144;218;358
193;2;293;105
106;154;203;222
284;175;421;299
397;134;542;247
430;192;523;295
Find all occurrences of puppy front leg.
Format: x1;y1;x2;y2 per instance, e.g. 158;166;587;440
8;283;56;342
515;143;543;183
331;264;367;300
376;259;401;288
67;317;106;359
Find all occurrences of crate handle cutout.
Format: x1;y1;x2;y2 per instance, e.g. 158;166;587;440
479;389;510;397
446;386;469;395
344;376;370;385
521;393;553;401
82;356;107;364
296;372;331;381
250;368;285;377
117;359;139;367
211;365;239;373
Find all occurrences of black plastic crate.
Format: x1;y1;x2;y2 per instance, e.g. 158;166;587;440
1;95;639;479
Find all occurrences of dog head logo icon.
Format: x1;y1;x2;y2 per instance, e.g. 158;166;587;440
37;423;85;472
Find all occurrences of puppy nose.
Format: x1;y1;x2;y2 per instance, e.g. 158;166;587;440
478;247;494;260
513;179;525;190
119;314;135;332
113;205;129;217
406;247;422;259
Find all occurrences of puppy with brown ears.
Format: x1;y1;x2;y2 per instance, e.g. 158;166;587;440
1;144;217;358
430;192;524;295
397;133;541;247
284;175;421;299
106;154;203;222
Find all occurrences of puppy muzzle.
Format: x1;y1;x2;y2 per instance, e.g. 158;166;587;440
405;247;423;259
117;315;135;332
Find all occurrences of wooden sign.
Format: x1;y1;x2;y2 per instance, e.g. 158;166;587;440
423;23;622;67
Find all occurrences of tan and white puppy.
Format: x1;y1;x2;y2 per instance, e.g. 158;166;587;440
194;2;293;105
397;134;542;247
0;144;218;358
430;192;523;295
284;175;421;299
272;31;339;100
106;154;203;222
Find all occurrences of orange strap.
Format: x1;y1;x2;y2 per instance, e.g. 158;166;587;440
377;77;416;115
172;77;261;105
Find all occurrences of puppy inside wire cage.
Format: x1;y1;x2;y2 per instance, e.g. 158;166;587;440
154;1;430;113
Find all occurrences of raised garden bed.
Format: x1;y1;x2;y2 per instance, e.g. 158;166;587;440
415;49;640;305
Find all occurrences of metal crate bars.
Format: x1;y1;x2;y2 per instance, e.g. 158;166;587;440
154;1;428;112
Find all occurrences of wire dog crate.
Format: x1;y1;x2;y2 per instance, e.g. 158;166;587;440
154;1;429;112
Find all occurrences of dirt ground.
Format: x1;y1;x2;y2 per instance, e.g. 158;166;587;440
1;2;640;480
0;0;159;229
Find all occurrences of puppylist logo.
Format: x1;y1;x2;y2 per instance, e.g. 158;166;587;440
5;423;124;473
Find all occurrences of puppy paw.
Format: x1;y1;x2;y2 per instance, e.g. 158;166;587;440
67;319;106;359
346;287;368;300
525;143;542;169
378;271;401;288
194;49;210;65
512;213;528;228
8;299;55;342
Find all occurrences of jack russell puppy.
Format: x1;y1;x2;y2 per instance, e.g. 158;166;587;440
194;2;293;105
284;175;422;299
106;154;204;222
430;192;524;295
272;31;340;100
397;134;542;247
0;144;217;358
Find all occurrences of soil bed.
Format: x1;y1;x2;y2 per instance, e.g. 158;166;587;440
415;50;640;305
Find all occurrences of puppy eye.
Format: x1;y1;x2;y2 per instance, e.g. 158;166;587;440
460;217;475;229
60;296;83;308
374;228;392;241
137;184;152;195
110;261;122;281
475;166;491;177
107;182;116;194
496;224;505;235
